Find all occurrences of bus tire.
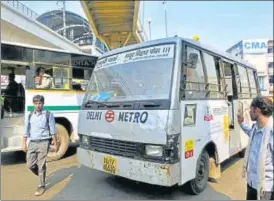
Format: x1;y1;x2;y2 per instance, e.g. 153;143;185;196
185;150;209;195
47;124;69;162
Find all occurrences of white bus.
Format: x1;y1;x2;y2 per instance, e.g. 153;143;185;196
0;42;98;161
77;37;260;194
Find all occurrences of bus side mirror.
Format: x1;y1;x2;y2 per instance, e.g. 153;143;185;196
187;53;198;69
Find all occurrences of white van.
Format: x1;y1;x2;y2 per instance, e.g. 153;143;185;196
77;37;259;194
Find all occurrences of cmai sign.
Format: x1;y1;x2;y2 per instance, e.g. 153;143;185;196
243;39;268;54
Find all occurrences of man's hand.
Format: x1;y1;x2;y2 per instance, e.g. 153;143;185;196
22;144;27;152
51;135;58;153
51;143;58;153
22;137;27;152
237;112;244;125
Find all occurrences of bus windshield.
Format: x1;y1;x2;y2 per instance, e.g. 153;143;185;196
83;44;175;105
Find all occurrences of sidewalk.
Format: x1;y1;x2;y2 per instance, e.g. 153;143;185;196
209;157;246;200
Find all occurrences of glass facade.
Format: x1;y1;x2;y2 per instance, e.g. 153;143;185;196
227;39;273;95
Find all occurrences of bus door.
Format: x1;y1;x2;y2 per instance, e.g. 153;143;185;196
179;45;208;184
221;59;241;156
0;61;27;152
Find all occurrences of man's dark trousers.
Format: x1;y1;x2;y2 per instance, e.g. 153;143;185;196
246;184;274;200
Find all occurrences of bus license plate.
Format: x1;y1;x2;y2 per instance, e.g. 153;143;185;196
102;156;117;174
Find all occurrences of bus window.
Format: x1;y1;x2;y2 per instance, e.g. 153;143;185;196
33;66;54;89
1;64;25;118
182;46;206;99
52;67;70;89
223;61;239;128
237;65;250;98
32;65;70;90
223;62;234;97
233;64;241;99
247;69;258;97
34;49;70;66
183;104;197;126
202;52;224;99
72;68;93;91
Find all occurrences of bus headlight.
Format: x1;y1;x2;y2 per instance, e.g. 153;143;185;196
145;145;163;157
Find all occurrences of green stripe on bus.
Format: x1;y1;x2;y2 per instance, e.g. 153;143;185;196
27;106;81;111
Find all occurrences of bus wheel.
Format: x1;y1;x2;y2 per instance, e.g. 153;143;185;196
186;150;209;195
47;124;69;162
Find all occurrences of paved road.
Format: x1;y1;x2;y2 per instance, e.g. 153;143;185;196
1;147;246;200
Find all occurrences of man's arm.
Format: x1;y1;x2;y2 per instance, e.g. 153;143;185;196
239;122;254;137
237;113;253;137
24;113;30;137
22;113;30;152
36;77;51;89
269;131;274;167
49;112;58;151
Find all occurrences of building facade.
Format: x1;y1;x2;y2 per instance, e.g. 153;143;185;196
37;10;108;56
227;39;273;96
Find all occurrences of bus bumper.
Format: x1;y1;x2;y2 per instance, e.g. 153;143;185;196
1;133;23;152
77;147;180;186
0;123;24;152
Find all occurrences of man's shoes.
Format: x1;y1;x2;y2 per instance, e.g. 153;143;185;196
34;187;46;196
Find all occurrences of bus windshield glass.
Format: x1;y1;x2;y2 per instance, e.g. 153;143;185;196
83;44;175;105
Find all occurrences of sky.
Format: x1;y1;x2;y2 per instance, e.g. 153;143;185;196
21;1;273;51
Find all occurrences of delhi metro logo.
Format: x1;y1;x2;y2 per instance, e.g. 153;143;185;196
105;110;115;122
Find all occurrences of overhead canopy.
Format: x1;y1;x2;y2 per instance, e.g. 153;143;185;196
81;0;142;50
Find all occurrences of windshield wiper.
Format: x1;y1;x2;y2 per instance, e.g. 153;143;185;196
139;100;169;109
85;100;110;108
84;100;123;109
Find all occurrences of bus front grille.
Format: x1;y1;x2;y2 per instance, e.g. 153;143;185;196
81;135;140;158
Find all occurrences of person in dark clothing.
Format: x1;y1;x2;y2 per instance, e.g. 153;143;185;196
4;73;18;96
3;73;25;113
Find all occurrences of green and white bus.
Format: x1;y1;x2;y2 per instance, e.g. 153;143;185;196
1;42;98;161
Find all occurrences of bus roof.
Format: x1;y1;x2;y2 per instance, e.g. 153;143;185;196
100;37;256;70
1;41;97;57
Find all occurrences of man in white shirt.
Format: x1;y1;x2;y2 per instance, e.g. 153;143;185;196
35;68;53;89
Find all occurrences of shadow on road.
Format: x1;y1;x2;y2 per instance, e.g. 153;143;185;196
1;151;26;166
50;166;231;200
104;176;202;199
220;154;242;172
1;145;78;166
46;166;79;190
49;154;244;200
1;147;241;200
